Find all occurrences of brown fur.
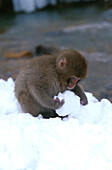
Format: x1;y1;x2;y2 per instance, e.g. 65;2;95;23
15;49;88;118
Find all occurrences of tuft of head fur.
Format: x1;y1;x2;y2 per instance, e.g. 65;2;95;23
56;50;88;79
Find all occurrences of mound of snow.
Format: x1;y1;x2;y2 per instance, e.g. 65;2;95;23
0;78;112;170
55;90;112;123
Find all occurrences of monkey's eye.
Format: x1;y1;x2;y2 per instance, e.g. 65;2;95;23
67;77;79;85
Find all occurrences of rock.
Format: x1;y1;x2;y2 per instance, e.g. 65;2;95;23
6;51;33;59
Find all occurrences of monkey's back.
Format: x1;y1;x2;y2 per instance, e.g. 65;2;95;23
15;55;61;101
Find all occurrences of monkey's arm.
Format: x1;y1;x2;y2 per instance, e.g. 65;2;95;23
29;85;64;110
72;84;88;105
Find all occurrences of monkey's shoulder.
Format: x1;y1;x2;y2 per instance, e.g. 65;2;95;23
19;56;58;82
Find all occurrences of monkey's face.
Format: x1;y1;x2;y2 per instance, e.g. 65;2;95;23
56;50;88;91
67;76;81;90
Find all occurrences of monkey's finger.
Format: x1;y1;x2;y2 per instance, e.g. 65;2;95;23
54;97;60;103
60;99;65;106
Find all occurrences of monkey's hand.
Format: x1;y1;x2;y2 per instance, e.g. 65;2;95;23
72;84;88;106
54;97;65;109
80;97;88;106
29;85;65;110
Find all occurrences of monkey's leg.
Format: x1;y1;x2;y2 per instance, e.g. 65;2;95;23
18;92;41;117
72;84;88;105
40;109;59;119
18;92;60;118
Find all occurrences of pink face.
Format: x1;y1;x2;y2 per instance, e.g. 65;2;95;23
67;76;81;90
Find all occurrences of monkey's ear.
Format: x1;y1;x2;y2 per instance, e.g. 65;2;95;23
57;57;67;69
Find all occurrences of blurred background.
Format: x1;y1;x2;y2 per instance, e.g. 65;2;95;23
0;0;112;101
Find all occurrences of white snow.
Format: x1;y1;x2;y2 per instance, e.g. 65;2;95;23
0;78;112;170
55;91;112;124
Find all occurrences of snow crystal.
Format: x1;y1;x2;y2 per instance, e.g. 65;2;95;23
0;78;112;170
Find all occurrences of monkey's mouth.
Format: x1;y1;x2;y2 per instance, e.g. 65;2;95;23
67;76;80;90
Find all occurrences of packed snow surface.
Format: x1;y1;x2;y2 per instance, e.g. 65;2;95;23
0;78;112;170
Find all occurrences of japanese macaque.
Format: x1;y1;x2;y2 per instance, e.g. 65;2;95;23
15;48;88;118
35;45;61;56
